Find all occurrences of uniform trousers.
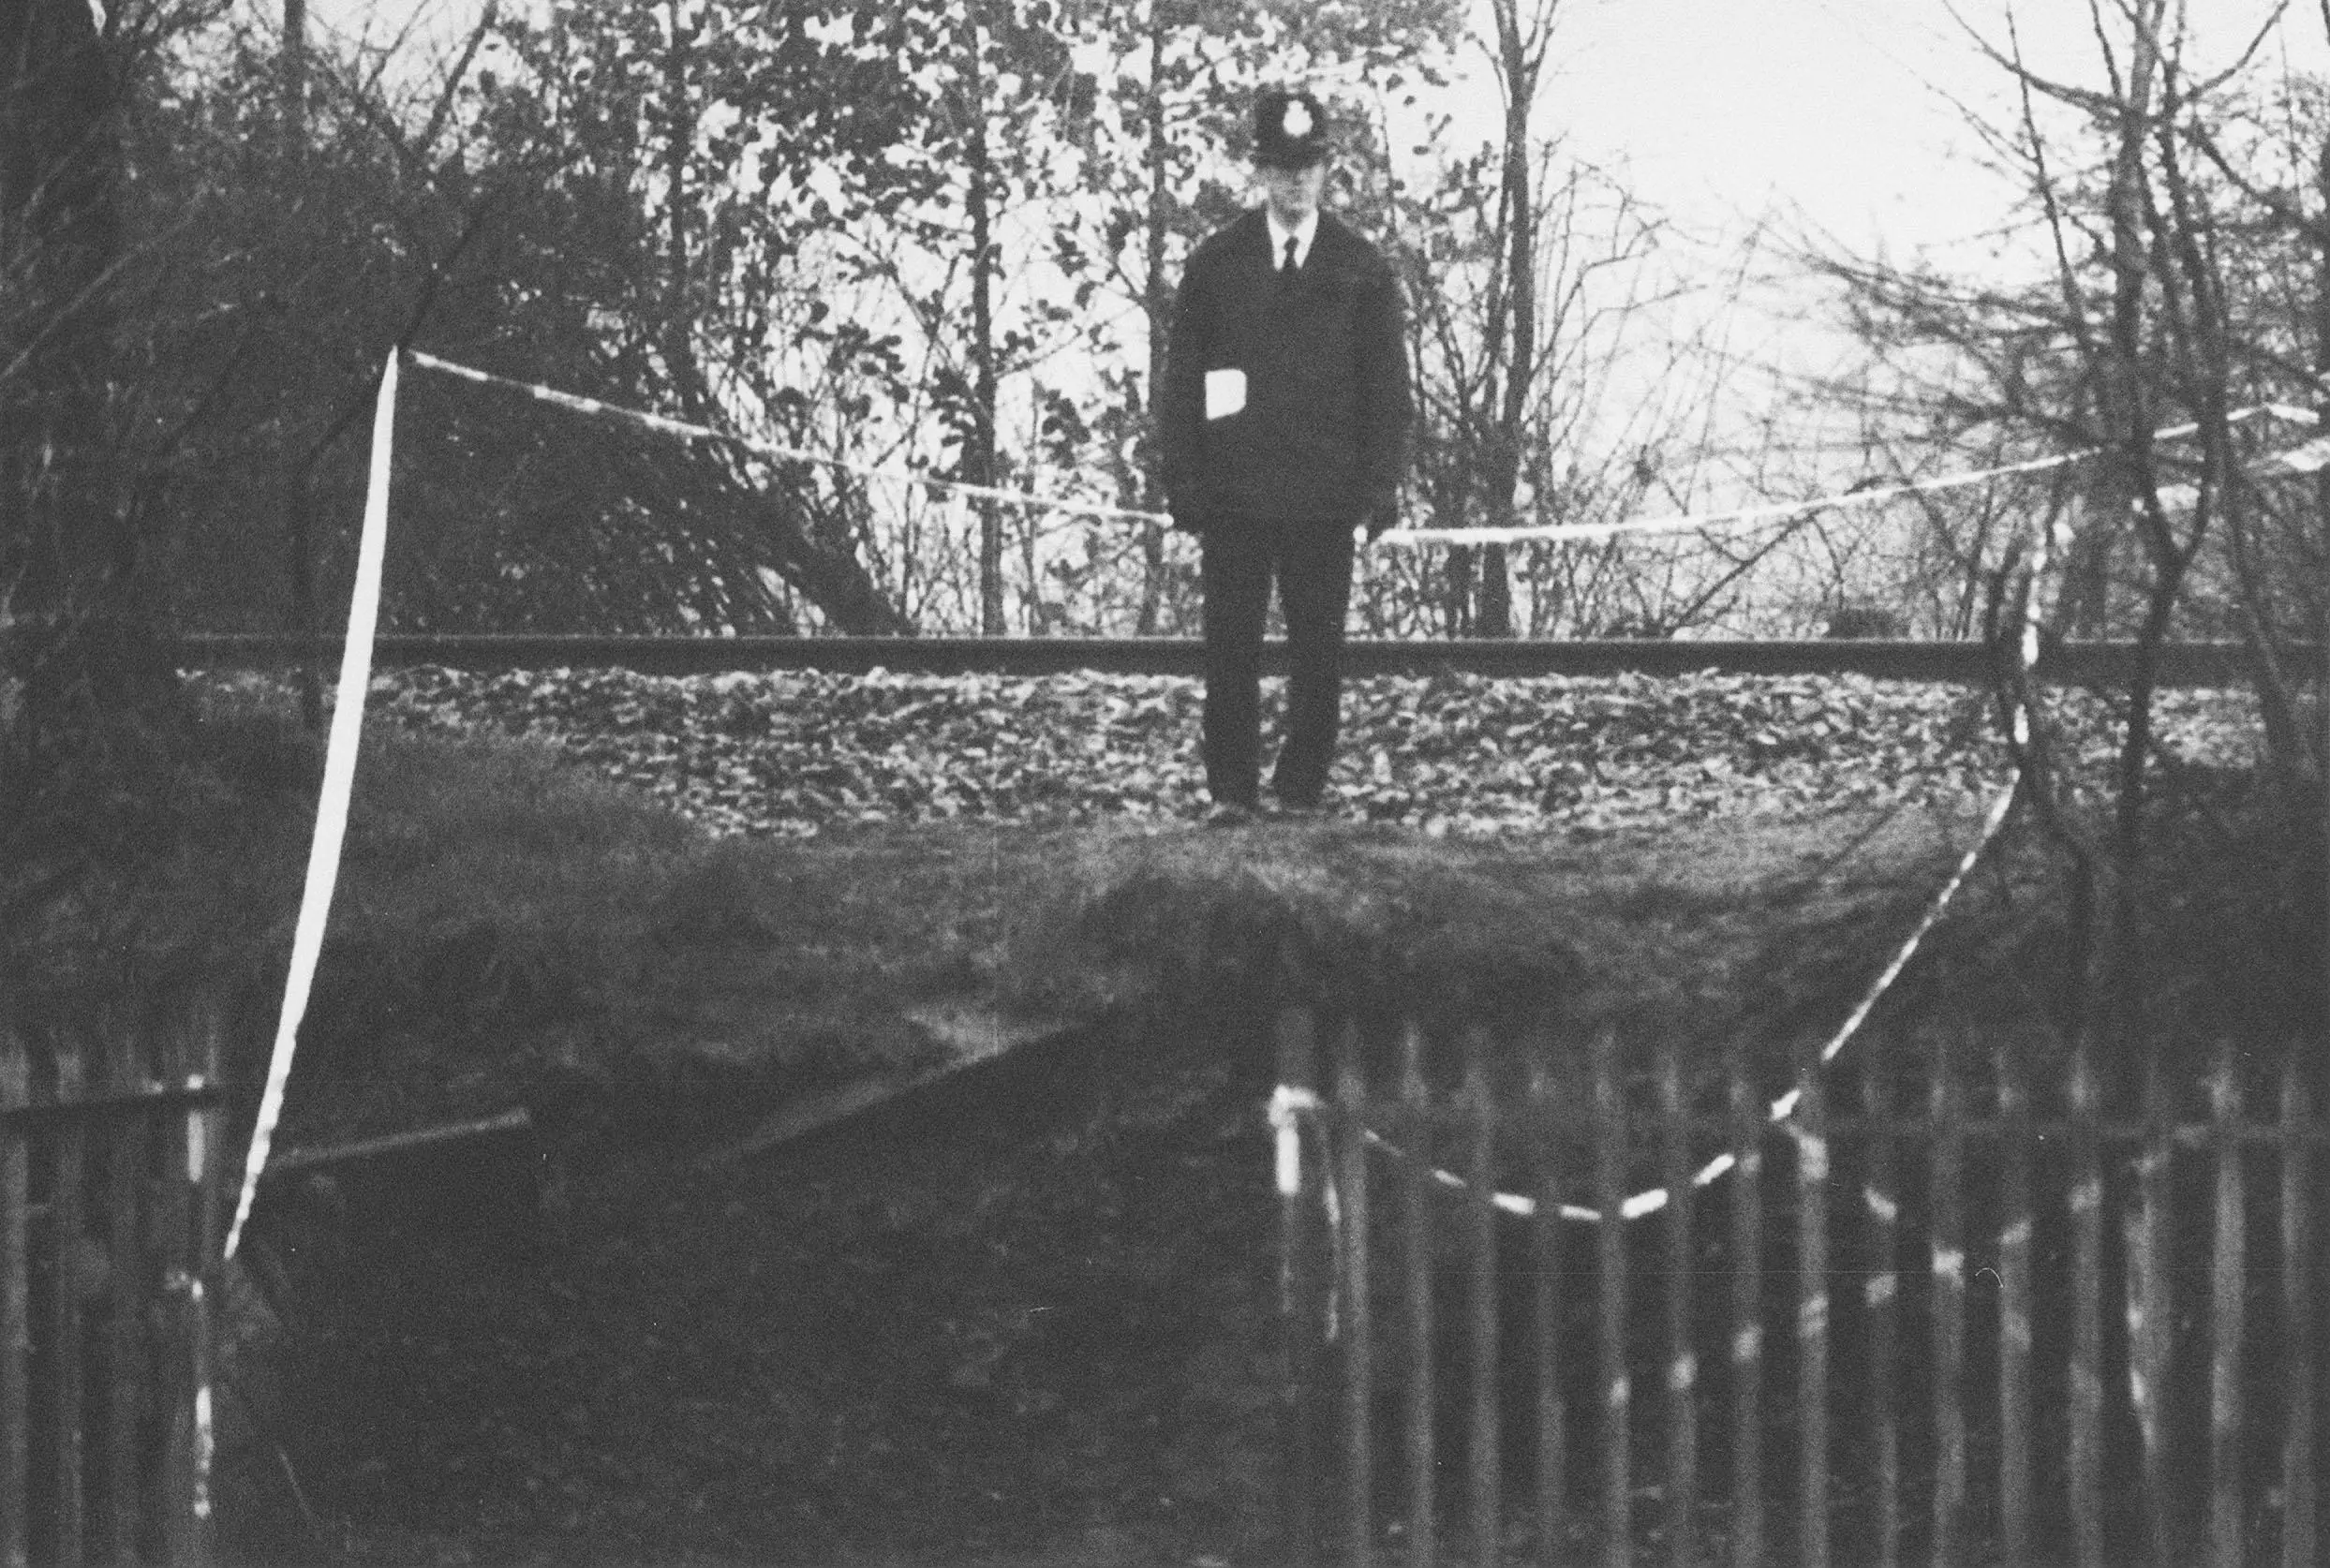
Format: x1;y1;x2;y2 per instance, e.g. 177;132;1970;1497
1198;516;1356;807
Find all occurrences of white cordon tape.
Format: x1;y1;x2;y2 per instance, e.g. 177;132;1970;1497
1381;404;2317;548
222;352;400;1262
1298;486;2063;1224
1380;451;2084;549
405;351;2321;551
1299;776;2023;1226
1269;1085;1323;1197
405;351;1165;525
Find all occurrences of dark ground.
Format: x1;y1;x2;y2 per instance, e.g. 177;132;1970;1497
268;1011;1288;1568
150;675;2305;1566
226;793;2043;1568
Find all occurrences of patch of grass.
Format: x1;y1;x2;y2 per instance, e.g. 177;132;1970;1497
50;679;2282;1158
990;803;1993;1095
283;710;2018;1145
5;686;321;1059
18;689;1021;1146
307;730;1043;1142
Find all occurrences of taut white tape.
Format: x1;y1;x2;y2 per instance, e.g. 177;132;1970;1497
407;350;1167;525
223;351;400;1261
1377;402;2315;549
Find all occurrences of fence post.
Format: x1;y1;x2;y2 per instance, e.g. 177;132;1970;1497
103;1008;147;1561
1996;1041;2033;1566
1861;1072;1900;1568
1335;1018;1375;1568
2130;1054;2174;1566
1527;1047;1566;1566
1275;1004;1322;1568
1792;1037;1830;1568
2281;1058;2318;1568
2067;1041;2104;1568
1;1023;27;1568
1462;1028;1500;1568
1929;1028;1966;1567
2206;1043;2247;1568
1724;1034;1763;1568
157;1004;211;1567
1399;1025;1436;1568
1655;1035;1697;1568
50;1047;86;1565
1590;1027;1628;1568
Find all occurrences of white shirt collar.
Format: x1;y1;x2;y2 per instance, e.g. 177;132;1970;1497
1265;207;1319;270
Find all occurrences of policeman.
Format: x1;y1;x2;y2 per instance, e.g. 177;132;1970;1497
1159;85;1414;821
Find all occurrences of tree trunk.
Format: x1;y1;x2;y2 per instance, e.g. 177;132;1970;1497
1;0;174;850
1478;0;1543;642
2090;0;2167;1081
963;9;1004;635
752;484;915;635
1443;544;1475;636
281;0;321;728
1136;1;1170;635
2316;132;2330;1043
662;0;696;393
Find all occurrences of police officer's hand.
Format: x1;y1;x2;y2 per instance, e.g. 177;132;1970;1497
1360;505;1398;541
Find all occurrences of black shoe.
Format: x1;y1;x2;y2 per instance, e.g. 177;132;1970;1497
1269;795;1326;820
1205;800;1256;826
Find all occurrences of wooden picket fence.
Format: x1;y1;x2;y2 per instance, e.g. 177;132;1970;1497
1;997;229;1567
1270;1007;2327;1567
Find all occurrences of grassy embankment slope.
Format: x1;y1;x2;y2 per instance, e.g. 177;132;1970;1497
22;677;2310;1564
14;677;2148;1161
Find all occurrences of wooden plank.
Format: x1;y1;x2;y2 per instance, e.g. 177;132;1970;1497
2282;1062;2318;1568
1929;1029;1966;1567
154;1015;195;1568
1725;1035;1765;1568
51;1049;86;1568
1996;1043;2033;1566
2206;1046;2246;1568
1592;1028;1629;1568
1528;1049;1565;1565
1861;1072;1900;1568
1399;1026;1436;1568
175;1003;224;1568
1336;1023;1374;1568
1275;1006;1321;1568
2130;1058;2174;1566
271;1106;534;1175
1657;1035;1698;1568
1;1025;30;1568
1463;1028;1501;1568
2066;1043;2104;1568
1793;1046;1830;1568
103;1013;144;1564
704;1005;1094;1163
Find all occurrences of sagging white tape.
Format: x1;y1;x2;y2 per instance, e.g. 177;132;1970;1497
223;351;400;1260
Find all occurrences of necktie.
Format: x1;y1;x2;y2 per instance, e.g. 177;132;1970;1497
1281;234;1299;287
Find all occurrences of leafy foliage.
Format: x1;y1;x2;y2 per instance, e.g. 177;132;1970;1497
1812;5;2330;1056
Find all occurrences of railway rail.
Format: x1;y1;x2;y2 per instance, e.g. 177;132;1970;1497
178;634;2259;686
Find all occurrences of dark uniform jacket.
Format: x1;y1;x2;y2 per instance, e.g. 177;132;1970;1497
1159;209;1413;529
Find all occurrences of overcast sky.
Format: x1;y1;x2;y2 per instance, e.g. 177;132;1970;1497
302;1;2329;265
1516;0;2327;258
